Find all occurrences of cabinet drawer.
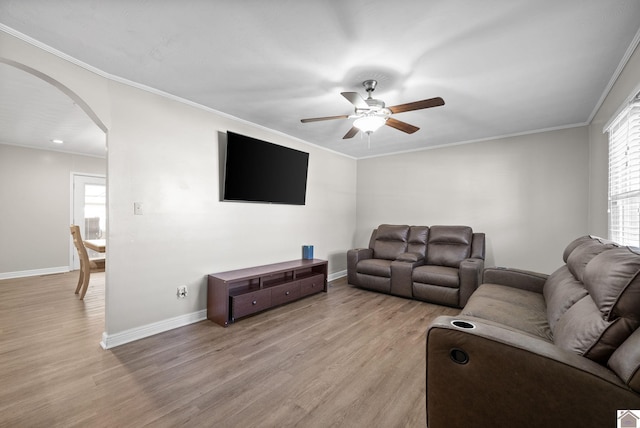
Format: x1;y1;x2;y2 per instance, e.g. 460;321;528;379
300;274;325;297
231;289;272;320
271;281;301;306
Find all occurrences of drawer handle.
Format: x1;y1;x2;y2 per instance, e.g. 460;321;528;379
285;291;290;295
252;300;257;305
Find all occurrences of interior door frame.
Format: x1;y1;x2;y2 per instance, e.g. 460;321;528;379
69;172;106;270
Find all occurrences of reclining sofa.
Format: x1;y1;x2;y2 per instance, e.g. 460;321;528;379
426;235;640;427
347;224;485;308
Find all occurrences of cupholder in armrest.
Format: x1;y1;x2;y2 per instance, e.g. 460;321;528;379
451;319;476;329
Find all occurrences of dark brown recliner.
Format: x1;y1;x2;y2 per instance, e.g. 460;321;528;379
347;224;422;295
347;224;485;308
426;235;640;427
411;225;485;307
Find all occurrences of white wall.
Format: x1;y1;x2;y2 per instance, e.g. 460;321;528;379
105;80;357;333
355;126;590;273
0;144;106;277
0;31;357;341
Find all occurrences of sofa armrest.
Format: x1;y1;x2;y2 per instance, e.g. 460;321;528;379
458;258;484;307
395;251;424;263
482;266;548;293
426;315;640;428
347;248;373;285
390;255;425;298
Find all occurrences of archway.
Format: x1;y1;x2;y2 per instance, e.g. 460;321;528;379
0;58;107;133
0;57;108;315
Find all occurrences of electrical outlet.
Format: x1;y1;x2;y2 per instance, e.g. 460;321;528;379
177;285;188;298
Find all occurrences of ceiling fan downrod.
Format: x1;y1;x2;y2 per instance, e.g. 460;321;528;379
362;79;377;99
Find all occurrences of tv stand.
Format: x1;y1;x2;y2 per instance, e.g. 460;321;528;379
207;259;328;327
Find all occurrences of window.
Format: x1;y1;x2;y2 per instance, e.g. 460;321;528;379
607;92;640;246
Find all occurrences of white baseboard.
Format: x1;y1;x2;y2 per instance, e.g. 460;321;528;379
100;309;207;349
101;270;348;350
328;269;347;282
0;266;69;280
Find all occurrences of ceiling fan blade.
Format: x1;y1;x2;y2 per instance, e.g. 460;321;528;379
343;126;360;139
388;97;445;114
341;92;369;109
301;114;350;123
386;117;419;134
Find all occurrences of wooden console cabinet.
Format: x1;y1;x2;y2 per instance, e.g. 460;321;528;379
207;259;328;327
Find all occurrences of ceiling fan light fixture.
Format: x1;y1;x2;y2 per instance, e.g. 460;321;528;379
354;115;386;133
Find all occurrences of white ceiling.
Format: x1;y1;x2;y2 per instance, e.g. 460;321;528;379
1;0;640;159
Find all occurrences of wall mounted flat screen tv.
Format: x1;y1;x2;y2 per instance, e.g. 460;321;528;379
222;131;309;205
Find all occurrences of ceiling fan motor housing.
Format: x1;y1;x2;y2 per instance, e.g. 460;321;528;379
359;80;389;115
364;98;386;110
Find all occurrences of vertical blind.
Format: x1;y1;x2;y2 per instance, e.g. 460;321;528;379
608;94;640;246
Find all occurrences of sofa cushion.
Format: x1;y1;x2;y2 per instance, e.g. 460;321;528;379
609;327;640;393
426;226;472;268
583;246;640;322
543;265;588;332
566;239;617;282
562;235;595;262
356;259;393;277
413;282;459;306
407;226;429;258
413;265;460;288
372;224;409;260
553;295;638;364
461;283;552;340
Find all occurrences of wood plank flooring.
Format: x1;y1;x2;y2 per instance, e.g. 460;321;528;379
0;271;459;427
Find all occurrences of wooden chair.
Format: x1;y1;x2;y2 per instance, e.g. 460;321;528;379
70;225;105;299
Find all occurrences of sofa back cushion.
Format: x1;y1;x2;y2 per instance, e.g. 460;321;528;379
372;224;409;260
566;238;617;282
543;265;588;331
609;327;640;393
552;245;640;364
562;235;595;262
553;295;638;364
426;226;472;268
545;236;618;331
583;246;640;322
407;226;429;259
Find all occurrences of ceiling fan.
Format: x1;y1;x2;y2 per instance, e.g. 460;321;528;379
301;80;445;139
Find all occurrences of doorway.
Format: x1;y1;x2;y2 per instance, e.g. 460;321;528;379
71;173;106;270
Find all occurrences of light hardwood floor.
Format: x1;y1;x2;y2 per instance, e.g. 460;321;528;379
0;271;459;427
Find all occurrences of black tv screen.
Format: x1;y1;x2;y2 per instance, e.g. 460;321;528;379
222;132;309;205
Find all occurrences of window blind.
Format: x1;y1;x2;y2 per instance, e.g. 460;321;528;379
608;94;640;246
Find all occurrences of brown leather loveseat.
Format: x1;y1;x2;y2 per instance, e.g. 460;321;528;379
347;224;485;308
425;235;640;427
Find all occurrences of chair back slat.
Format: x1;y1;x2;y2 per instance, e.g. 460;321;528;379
70;224;91;266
